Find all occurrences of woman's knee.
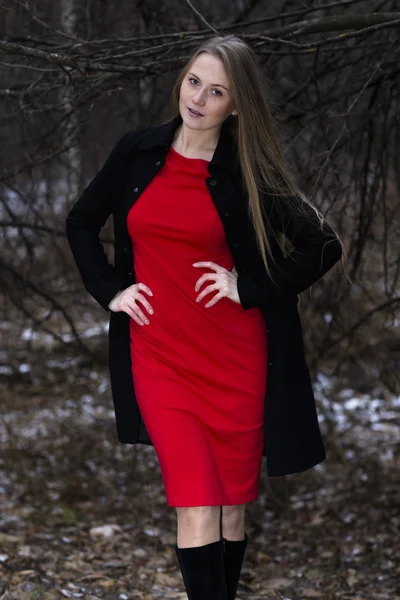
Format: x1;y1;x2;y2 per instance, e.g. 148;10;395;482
221;504;246;536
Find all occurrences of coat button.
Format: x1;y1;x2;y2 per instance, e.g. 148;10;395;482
156;160;161;166
210;179;217;186
124;247;128;253
233;241;239;248
268;362;272;366
224;211;230;217
133;187;139;193
128;271;133;276
243;267;248;273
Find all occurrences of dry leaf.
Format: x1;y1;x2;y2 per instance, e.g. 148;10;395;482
264;577;293;589
155;572;179;587
89;525;121;538
304;568;323;582
0;533;23;544
301;587;325;597
98;578;119;588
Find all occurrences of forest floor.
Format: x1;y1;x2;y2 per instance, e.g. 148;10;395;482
0;336;399;600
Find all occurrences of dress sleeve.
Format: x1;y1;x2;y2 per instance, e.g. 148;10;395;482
237;194;343;309
65;132;132;311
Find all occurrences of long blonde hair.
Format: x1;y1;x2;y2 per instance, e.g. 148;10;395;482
169;34;346;281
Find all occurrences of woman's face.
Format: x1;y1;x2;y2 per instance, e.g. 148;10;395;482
179;53;237;133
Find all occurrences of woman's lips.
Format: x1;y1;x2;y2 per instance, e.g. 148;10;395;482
188;107;203;117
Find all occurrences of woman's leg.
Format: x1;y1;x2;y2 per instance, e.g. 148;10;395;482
221;504;248;600
174;506;228;599
176;505;221;547
221;504;246;541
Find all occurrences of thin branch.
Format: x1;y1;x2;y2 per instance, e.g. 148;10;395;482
182;0;220;35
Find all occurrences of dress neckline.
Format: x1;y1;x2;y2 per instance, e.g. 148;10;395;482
169;145;210;164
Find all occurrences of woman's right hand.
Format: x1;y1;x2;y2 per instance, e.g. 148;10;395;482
108;283;154;326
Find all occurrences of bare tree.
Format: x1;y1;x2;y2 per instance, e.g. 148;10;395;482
0;0;399;396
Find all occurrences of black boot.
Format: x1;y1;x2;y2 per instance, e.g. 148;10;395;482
175;537;228;599
222;533;248;600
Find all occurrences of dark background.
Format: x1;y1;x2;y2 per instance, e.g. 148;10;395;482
0;1;399;598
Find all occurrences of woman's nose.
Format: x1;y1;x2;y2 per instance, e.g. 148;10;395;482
193;89;206;104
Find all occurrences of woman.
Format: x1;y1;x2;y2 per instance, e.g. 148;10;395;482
66;35;344;600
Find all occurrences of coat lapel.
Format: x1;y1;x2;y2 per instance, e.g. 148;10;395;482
138;113;240;175
121;113;242;224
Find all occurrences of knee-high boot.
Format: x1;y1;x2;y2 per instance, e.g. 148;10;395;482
175;537;228;599
222;533;248;600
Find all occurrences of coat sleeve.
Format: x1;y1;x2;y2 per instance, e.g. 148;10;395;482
237;194;343;309
65;132;134;311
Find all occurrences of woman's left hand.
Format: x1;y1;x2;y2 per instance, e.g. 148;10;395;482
193;262;240;308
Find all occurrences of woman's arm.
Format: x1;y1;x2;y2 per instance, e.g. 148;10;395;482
237;195;343;309
65;132;133;311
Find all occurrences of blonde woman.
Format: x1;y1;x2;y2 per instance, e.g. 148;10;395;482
66;34;344;599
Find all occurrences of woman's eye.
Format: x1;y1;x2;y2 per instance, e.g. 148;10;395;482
188;78;222;96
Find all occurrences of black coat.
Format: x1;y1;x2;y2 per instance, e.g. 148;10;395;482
65;114;342;478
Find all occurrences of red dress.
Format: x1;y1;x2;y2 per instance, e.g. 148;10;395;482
126;145;268;507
